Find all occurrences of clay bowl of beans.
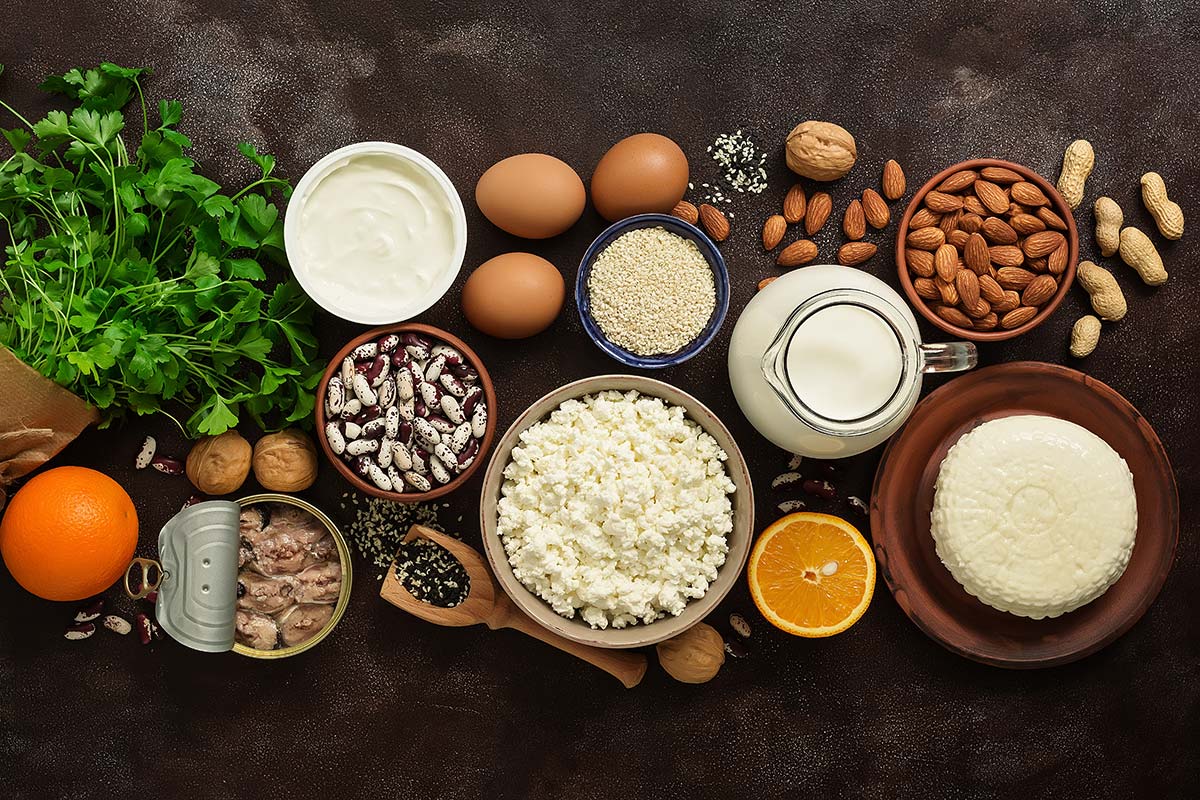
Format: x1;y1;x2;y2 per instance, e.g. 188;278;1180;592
315;323;497;502
896;158;1078;342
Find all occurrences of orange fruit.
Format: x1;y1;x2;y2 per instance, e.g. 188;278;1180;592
1;466;139;601
747;512;875;637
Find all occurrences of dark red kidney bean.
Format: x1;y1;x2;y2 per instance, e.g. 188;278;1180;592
377;334;400;353
802;479;836;499
364;354;387;383
414;401;427;418
462;386;481;415
360;418;387;439
401;333;432;348
354;361;371;375
427;414;456;434
396;420;413;444
390;350;410;369
150;456;184;475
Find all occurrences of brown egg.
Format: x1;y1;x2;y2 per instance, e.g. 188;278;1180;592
461;253;565;339
475;154;586;239
590;133;689;222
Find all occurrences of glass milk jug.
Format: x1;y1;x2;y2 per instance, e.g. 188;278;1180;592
728;265;977;458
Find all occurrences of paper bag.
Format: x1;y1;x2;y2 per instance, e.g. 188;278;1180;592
0;347;100;509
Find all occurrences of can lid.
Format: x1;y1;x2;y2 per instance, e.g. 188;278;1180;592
155;500;241;653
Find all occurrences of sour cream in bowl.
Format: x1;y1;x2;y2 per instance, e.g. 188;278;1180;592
285;142;467;324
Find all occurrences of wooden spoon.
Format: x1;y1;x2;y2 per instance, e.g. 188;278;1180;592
380;525;647;688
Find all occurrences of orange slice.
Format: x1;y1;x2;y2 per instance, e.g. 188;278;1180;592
748;512;875;637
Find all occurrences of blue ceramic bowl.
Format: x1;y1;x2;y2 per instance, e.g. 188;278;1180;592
575;213;730;369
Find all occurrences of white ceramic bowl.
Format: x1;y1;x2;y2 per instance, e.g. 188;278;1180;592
284;141;467;324
480;375;755;649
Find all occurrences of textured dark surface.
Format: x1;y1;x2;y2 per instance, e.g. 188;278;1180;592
1;2;1197;798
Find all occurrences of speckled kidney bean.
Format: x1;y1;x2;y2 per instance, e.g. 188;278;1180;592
325;422;346;455
392;441;413;471
439;373;466;397
377;438;394;469
352;374;377;406
411;448;429;475
419;381;441;408
346;438;380;456
350;342;378;361
471;403;487;438
431;344;461;364
424;354;446;382
461;385;482;415
457;437;479;467
802;479;836;499
384;406;400;438
451;363;478;383
342;421;362;440
403;471;431;492
404;343;430;361
340;356;355;386
413;418;440;448
366;463;393;491
396;369;414;401
433;442;457;468
387;466;405;491
429;455;452;485
351;455;373;477
377;377;396;408
369;356;390;387
427;414;456;434
326;376;345;416
440;395;465;424
396;420;413;445
360;418;387;440
377;333;400;353
340;398;362;419
397;397;416;422
450;422;472;452
390;349;409;369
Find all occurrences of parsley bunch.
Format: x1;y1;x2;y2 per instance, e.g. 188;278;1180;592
0;63;321;437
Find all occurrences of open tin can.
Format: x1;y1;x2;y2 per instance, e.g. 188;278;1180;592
124;493;352;659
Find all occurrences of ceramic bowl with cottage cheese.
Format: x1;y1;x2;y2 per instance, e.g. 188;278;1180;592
479;375;754;649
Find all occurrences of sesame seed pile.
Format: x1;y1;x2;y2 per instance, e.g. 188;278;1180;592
587;227;716;356
704;130;768;200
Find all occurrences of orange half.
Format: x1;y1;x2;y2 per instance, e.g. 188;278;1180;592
748;512;875;637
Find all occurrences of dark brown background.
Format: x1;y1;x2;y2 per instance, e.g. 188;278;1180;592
1;2;1196;798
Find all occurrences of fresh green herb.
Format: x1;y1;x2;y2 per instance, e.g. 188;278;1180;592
0;63;321;436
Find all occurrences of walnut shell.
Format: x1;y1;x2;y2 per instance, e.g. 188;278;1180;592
185;430;251;495
656;622;726;684
785;120;857;181
252;429;318;492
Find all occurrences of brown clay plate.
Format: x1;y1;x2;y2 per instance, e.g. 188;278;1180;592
870;362;1178;668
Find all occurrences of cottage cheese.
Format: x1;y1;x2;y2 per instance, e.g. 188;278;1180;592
931;415;1137;619
497;390;735;629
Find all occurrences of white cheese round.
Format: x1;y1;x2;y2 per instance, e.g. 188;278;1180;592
930;415;1137;619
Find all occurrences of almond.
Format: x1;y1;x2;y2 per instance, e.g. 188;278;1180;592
906;248;936;277
1048;241;1069;275
906;226;945;251
933;244;959;282
962;195;988;216
936;278;959;306
1009;212;1047;235
698;204;730;241
861;188;890;229
805;192;832;236
842;200;866;240
776;239;818;267
959;213;984;233
1036;206;1069;231
981;216;1019;245
757;276;777;291
909;207;942;230
1010;181;1049;207
1022;230;1067;258
992;290;1021;313
783;184;806;223
956;269;981;308
1027;256;1049;273
974;180;1010;215
989;245;1025;267
947;229;970;248
924;190;964;214
964;232;991;275
996;266;1037;290
935;305;973;328
882;159;906;200
936;169;979;193
837;241;877;266
762;215;787;250
980;166;1024;184
973;312;999;331
963;297;992;319
1000;306;1038;329
1008;202;1030;217
913;277;940;300
671;200;699;225
1022;274;1059;306
938;209;963;236
978;273;1005;303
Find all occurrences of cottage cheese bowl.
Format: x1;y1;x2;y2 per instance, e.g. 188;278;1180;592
931;415;1137;619
285;142;467;324
481;376;754;648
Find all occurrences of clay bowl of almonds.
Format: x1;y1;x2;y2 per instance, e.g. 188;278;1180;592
896;158;1079;341
315;323;497;501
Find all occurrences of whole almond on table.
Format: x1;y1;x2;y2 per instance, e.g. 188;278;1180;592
861;188;890;229
1001;306;1038;329
805;192;832;235
1021;274;1059;306
757;276;778;291
698;203;730;241
783;184;807;223
933;244;958;282
906;248;936;277
671;200;699;224
777;239;819;267
1056;139;1094;209
882;159;906;200
843;199;866;240
837;242;877;266
980;166;1023;184
762;215;787;249
936;169;979;193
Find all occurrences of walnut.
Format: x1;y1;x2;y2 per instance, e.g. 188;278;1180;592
252;429;318;492
785;120;857;181
656;622;726;684
185;430;251;495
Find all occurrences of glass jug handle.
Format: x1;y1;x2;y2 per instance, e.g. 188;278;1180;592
919;341;978;373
